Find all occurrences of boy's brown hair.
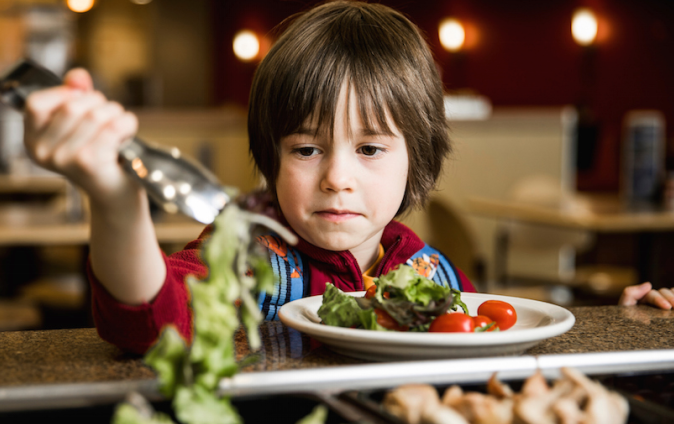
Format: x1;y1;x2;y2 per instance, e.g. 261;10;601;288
248;0;450;215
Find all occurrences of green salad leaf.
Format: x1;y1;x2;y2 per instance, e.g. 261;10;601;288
174;385;241;424
112;203;323;424
357;308;388;331
316;283;361;328
112;402;174;424
318;264;467;331
295;405;328;424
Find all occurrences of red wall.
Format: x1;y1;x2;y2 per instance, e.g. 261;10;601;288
212;0;674;192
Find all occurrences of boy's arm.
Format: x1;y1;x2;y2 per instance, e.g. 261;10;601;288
88;190;166;305
90;234;210;354
24;68;165;305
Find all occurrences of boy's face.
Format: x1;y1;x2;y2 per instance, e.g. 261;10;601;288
276;85;409;256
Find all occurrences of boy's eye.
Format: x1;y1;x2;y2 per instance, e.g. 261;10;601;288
295;147;317;157
360;145;380;156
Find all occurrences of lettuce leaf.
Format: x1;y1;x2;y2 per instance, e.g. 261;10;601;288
319;265;467;331
317;283;362;328
357;308;388;331
371;265;464;328
112;203;320;424
295;405;328;424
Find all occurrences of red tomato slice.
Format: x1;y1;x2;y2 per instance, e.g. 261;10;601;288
477;300;517;331
374;309;409;331
365;285;377;299
472;315;498;332
365;286;390;299
429;312;475;333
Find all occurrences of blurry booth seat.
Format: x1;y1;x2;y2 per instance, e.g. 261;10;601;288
429;107;579;291
496;174;593;284
19;274;86;311
494;174;638;297
0;299;41;331
424;198;486;286
18;274;89;330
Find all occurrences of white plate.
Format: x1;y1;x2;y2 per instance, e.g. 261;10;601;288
279;292;575;361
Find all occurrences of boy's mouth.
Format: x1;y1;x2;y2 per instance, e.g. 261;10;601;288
315;209;360;222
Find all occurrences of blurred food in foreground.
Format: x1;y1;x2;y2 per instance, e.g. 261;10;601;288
383;367;628;424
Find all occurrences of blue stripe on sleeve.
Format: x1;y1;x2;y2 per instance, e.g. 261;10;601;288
438;254;460;290
265;252;282;320
288;248;304;302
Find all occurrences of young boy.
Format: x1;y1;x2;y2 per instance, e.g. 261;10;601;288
24;1;475;353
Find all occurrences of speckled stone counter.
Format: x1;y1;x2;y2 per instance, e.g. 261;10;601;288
2;305;674;390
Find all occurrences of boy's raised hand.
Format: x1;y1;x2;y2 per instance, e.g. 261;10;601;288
24;68;140;209
24;68;165;305
619;282;674;310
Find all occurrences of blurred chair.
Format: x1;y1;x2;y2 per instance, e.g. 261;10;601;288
424;198;486;289
495;174;593;285
0;300;41;331
494;174;637;302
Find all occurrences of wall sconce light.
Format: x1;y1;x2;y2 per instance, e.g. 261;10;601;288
572;8;598;46
439;18;465;52
66;0;95;13
233;30;260;62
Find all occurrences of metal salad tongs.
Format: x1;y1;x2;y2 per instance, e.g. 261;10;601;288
0;59;230;224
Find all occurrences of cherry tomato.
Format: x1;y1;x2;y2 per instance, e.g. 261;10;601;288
365;286;390;299
429;312;475;333
472;315;499;332
374;309;409;331
477;300;517;331
365;285;377;299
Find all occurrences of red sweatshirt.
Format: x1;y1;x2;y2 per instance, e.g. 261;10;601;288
88;220;475;354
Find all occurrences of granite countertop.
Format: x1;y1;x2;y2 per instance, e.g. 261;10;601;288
2;305;674;390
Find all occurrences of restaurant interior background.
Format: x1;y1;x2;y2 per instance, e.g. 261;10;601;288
0;0;673;332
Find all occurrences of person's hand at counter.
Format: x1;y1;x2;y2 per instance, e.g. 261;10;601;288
23;68;167;306
619;282;674;310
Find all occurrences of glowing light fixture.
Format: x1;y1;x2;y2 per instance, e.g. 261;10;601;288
130;0;153;4
439;18;465;52
572;8;598;46
67;0;95;13
233;30;260;62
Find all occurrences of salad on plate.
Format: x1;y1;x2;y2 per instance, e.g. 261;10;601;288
317;265;517;333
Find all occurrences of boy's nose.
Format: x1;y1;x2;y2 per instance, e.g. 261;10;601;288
320;152;355;193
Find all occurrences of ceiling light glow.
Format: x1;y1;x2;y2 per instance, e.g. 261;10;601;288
439;18;465;52
572;8;598;46
67;0;95;13
233;30;260;62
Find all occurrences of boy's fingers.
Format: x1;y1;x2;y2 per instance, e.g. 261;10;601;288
51;101;126;164
25;68;92;132
24;87;81;131
110;111;139;139
643;290;672;310
658;288;674;307
34;91;107;153
618;282;652;306
63;68;94;92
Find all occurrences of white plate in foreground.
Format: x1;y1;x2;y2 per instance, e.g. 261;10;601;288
279;292;575;361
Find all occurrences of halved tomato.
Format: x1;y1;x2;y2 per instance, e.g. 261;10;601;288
472;315;498;332
477;300;517;331
374;309;409;331
365;285;377;299
429;312;475;333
